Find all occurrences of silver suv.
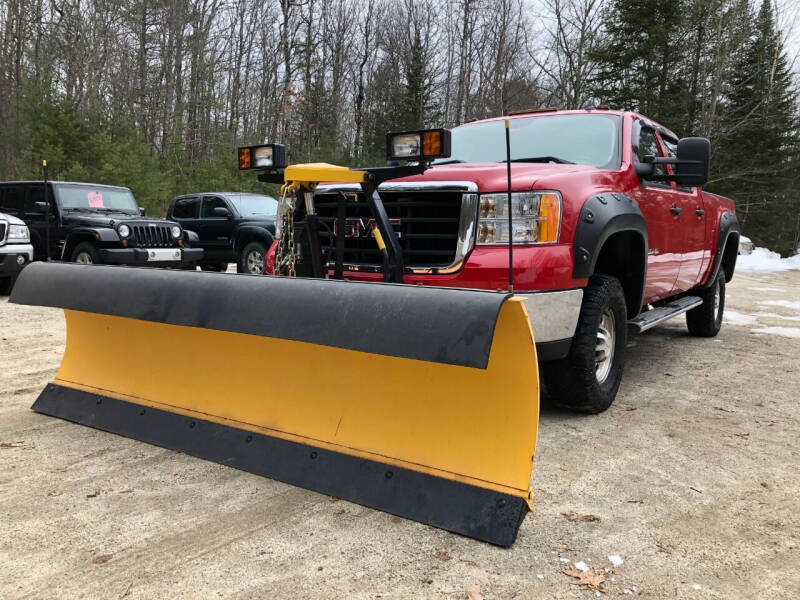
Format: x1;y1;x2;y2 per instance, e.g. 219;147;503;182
0;212;34;295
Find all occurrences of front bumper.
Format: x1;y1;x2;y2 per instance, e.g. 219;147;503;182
0;244;34;278
98;247;204;266
519;289;583;360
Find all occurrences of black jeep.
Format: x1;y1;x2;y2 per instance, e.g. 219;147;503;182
166;192;277;273
0;181;203;267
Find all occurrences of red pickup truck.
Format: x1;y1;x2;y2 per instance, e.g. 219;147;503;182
265;109;740;413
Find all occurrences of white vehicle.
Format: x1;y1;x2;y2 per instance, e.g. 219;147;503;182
0;211;34;295
738;235;754;255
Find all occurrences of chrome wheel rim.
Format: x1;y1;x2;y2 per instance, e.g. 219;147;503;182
714;279;721;319
75;252;93;265
246;250;264;274
595;308;615;383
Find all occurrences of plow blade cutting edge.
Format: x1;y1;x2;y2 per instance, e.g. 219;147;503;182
11;262;539;546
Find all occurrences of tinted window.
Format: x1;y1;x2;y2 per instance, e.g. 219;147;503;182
226;194;278;217
1;187;25;212
201;196;228;218
436;114;621;169
55;184;138;212
173;197;199;219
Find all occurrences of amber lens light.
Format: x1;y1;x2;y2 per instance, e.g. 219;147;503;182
238;148;251;169
537;193;561;243
422;131;442;157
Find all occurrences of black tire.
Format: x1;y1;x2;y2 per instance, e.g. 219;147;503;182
70;242;101;264
686;270;725;337
0;276;12;296
238;241;267;274
200;262;228;272
542;274;628;414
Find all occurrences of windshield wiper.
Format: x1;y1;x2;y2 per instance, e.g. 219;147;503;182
433;159;466;165
505;156;575;165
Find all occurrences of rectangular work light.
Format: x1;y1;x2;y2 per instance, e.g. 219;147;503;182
386;129;451;162
238;143;288;170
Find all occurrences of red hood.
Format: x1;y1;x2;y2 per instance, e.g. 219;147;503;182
383;162;598;192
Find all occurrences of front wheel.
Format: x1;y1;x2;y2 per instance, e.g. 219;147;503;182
542;274;628;414
238;241;267;274
70;242;100;265
686;270;725;337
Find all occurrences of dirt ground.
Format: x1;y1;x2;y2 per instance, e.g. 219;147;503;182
1;269;799;599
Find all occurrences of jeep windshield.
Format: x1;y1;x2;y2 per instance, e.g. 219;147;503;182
435;113;621;169
55;184;138;213
226;193;278;217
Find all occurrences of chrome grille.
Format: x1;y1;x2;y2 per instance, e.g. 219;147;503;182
0;222;6;246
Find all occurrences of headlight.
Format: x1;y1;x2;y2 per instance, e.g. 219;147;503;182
476;191;561;245
7;224;30;242
238;143;288;170
118;224;131;238
171;225;181;238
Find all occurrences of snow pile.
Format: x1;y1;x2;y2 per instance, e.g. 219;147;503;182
736;246;800;272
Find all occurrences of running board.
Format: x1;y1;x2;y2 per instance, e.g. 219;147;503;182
628;296;703;333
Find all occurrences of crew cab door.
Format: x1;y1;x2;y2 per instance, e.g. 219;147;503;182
632;122;682;301
199;196;234;250
660;134;708;291
171;196;201;237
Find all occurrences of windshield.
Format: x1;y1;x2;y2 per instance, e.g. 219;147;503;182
437;113;621;169
55;184;138;212
226;193;277;217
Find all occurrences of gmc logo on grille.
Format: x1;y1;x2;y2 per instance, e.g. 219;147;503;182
334;218;402;238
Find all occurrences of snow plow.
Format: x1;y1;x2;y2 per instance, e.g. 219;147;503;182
11;128;540;546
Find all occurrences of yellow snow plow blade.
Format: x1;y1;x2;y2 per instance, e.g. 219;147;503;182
11;262;539;546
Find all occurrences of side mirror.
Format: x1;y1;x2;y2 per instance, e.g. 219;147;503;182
675;137;710;187
213;206;231;218
139;206;146;216
33;201;49;213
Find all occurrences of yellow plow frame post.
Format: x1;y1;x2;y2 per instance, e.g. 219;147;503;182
11;164;540;546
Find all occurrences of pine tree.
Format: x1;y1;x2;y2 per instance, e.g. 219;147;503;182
712;0;800;255
589;0;690;129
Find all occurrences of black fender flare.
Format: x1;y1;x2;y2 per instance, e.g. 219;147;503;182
183;229;200;245
61;228;120;260
573;192;648;312
702;211;740;288
234;225;275;254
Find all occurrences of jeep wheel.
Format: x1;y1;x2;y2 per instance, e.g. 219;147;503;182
201;262;228;272
238;242;266;274
542;274;627;414
71;242;100;265
686;270;725;337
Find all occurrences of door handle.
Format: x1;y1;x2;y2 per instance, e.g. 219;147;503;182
695;209;705;217
670;206;682;215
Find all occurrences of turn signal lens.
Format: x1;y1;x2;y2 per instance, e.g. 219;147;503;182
238;147;251;169
537;193;561;243
422;131;442;156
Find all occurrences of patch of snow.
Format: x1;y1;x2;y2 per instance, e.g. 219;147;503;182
751;326;800;338
574;561;589;572
623;590;632;595
759;300;800;311
693;584;703;591
736;247;800;272
559;557;570;563
754;311;800;322
608;555;624;567
723;310;759;326
750;286;783;292
536;574;543;580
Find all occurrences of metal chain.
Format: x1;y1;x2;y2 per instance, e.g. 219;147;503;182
274;186;297;277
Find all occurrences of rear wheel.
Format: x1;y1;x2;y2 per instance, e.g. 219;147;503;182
238;241;267;274
200;262;228;272
542;274;627;414
0;276;12;296
70;242;100;265
686;270;725;337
